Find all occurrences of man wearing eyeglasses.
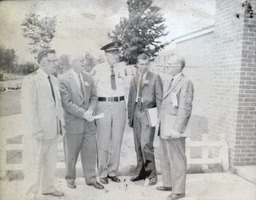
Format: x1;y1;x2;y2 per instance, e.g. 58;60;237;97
157;54;194;200
59;56;104;190
22;50;65;200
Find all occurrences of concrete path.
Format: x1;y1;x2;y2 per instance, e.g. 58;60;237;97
1;173;256;200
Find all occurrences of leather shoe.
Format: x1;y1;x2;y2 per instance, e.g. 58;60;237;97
148;177;157;186
43;190;64;197
100;177;109;184
130;175;146;182
67;182;76;189
88;181;104;190
167;193;185;200
107;175;121;182
156;186;172;191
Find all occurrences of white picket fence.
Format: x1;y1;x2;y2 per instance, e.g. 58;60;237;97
0;133;229;179
186;133;229;171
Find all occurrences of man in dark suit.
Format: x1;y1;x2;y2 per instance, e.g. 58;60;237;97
157;54;194;200
128;53;163;186
59;57;104;190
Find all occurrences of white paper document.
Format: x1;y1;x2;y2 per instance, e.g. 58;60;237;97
146;107;158;127
171;92;178;107
93;113;104;119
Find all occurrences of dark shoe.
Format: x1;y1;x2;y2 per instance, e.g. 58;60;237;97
167;193;185;200
67;182;76;189
130;175;146;182
156;186;172;191
100;177;109;184
88;181;104;190
107;175;121;182
148;177;157;186
43;190;64;197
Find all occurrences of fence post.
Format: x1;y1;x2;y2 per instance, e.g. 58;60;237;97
202;133;208;170
220;134;229;171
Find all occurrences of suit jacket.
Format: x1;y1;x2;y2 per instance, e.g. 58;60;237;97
21;68;65;140
160;73;194;138
128;71;163;126
59;70;97;134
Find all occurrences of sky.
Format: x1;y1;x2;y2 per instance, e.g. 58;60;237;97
0;0;215;63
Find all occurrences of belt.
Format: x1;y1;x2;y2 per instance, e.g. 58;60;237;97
98;96;125;102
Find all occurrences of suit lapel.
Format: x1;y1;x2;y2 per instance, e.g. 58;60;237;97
68;71;84;99
163;74;184;100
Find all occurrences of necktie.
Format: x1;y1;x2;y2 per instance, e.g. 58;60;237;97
167;78;174;91
110;65;116;90
48;76;56;103
137;74;143;110
78;74;84;96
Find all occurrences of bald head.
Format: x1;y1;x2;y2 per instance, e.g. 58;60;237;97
72;56;85;74
165;54;185;76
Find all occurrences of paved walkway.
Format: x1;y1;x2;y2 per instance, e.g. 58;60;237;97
1;173;256;200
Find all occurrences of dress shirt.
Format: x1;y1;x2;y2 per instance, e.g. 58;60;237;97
91;62;126;97
135;71;148;102
71;68;83;90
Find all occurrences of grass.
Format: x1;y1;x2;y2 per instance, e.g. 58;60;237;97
0;90;21;117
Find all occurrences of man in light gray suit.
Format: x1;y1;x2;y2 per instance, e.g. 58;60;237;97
157;54;194;200
22;50;65;200
59;57;104;190
128;53;163;186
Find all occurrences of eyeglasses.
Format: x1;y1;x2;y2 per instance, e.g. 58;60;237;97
48;59;58;62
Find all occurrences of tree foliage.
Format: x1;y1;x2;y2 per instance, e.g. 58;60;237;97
21;12;57;59
0;45;17;73
109;0;168;64
84;52;104;73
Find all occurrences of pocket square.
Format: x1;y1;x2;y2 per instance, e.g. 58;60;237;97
83;82;90;86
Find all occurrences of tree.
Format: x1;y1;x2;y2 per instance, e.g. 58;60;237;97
0;45;17;73
109;0;168;64
84;52;104;72
21;12;57;59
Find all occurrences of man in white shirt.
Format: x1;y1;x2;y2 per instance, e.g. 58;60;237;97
157;54;194;200
21;50;65;200
59;57;104;190
91;42;127;184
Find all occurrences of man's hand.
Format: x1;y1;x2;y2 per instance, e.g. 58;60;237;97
32;131;44;141
171;129;181;138
83;109;94;122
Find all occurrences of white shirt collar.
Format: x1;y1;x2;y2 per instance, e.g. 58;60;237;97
71;68;80;77
173;72;183;82
37;68;49;79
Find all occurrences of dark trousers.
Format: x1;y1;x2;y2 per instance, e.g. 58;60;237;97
133;108;157;178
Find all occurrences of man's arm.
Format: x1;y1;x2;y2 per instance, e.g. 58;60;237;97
59;78;86;118
173;80;194;133
87;74;98;114
21;76;42;134
127;77;135;127
155;74;163;115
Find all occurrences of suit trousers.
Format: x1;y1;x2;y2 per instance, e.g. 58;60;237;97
96;100;126;178
64;128;97;184
133;108;157;178
23;134;57;196
159;137;186;194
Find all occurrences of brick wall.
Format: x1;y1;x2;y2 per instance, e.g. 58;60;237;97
236;0;256;165
208;0;256;166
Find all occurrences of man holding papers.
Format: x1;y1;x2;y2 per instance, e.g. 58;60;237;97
157;54;194;200
128;53;163;186
59;57;104;190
